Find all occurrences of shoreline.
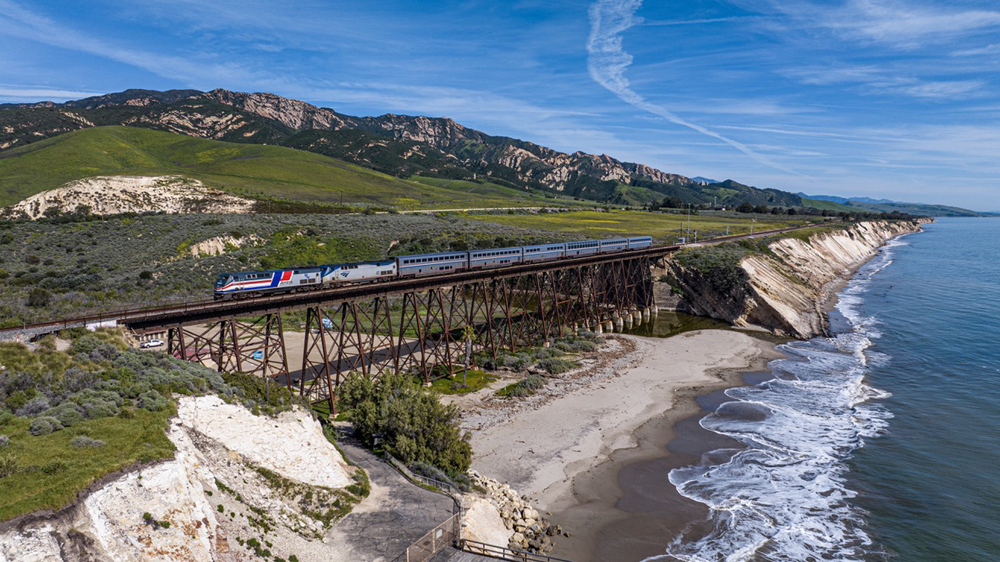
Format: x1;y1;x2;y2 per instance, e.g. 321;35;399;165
549;334;783;562
463;229;921;561
464;330;781;562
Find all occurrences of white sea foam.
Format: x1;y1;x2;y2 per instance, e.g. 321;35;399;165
657;244;898;561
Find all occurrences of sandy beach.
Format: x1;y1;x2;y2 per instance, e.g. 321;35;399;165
465;329;781;561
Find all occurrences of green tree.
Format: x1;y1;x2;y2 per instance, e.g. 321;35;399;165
339;372;472;476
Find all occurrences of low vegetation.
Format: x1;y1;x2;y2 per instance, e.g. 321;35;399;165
457;208;816;244
495;375;547;398
423;368;497;395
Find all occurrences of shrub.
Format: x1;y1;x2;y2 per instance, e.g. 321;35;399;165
221;371;303;416
26;288;52;307
0;452;18;478
29;416;63;436
43;402;85;427
339;372;472;477
137;390;168;412
499;353;533;371
70;388;124;419
16;396;51;417
40;460;67;475
496;375;547;398
69;436;105;448
537;357;577;374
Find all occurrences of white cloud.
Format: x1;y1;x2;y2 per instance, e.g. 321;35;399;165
585;0;802;175
786;64;985;100
0;86;103;101
762;0;1000;49
952;43;1000;56
0;0;261;85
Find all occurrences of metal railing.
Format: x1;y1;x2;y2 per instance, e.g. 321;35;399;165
392;513;460;562
384;453;461;498
459;539;574;562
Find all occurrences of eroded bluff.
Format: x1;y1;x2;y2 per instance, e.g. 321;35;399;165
666;220;927;339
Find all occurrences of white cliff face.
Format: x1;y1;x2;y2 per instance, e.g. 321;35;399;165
672;220;926;338
1;176;255;219
174;395;353;490
0;397;358;561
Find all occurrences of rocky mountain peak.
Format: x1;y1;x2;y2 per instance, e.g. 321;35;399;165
204;88;352;131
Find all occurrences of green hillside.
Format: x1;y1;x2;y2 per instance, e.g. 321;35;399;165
0;126;557;209
801;197;856;213
846;200;985;217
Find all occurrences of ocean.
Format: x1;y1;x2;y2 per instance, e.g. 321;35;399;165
657;218;1000;561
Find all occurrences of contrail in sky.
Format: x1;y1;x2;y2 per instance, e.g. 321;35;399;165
586;0;801;175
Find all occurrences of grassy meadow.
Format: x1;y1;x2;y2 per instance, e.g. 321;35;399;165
457;209;820;244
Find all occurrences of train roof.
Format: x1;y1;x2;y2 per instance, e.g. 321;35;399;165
215;266;325;277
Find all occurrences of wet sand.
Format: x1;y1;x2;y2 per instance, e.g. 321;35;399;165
467;329;781;562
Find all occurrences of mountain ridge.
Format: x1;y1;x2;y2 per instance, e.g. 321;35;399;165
0;88;879;212
799;193;986;217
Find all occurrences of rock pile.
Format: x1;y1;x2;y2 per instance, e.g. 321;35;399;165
468;470;564;554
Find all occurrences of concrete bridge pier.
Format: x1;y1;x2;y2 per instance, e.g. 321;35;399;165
594;322;604;334
642;307;651;322
605;319;614;333
615;315;625;332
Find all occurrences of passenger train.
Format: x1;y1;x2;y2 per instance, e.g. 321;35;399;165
213;236;653;300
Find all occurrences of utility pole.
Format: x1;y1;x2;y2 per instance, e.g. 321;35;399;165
686;203;691;241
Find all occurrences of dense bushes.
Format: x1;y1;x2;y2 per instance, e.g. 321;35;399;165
0;332;246;439
674;244;753;296
338;372;472;477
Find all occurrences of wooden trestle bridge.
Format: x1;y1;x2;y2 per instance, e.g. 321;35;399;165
0;225;814;409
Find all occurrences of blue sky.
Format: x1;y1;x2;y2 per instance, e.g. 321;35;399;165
1;0;999;211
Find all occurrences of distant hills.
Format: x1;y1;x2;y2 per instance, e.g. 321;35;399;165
0;126;566;210
801;193;987;217
0;88;954;216
0;88;815;211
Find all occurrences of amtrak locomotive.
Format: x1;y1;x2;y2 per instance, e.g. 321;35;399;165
213;236;652;300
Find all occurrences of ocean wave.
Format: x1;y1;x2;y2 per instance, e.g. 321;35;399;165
658;244;897;561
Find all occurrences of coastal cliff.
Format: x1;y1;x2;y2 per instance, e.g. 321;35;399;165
666;220;927;338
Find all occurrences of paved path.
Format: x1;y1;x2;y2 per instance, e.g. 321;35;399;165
327;427;456;561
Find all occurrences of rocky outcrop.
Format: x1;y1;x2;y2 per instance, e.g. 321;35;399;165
467;471;563;554
669;220;928;338
1;175;256;219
